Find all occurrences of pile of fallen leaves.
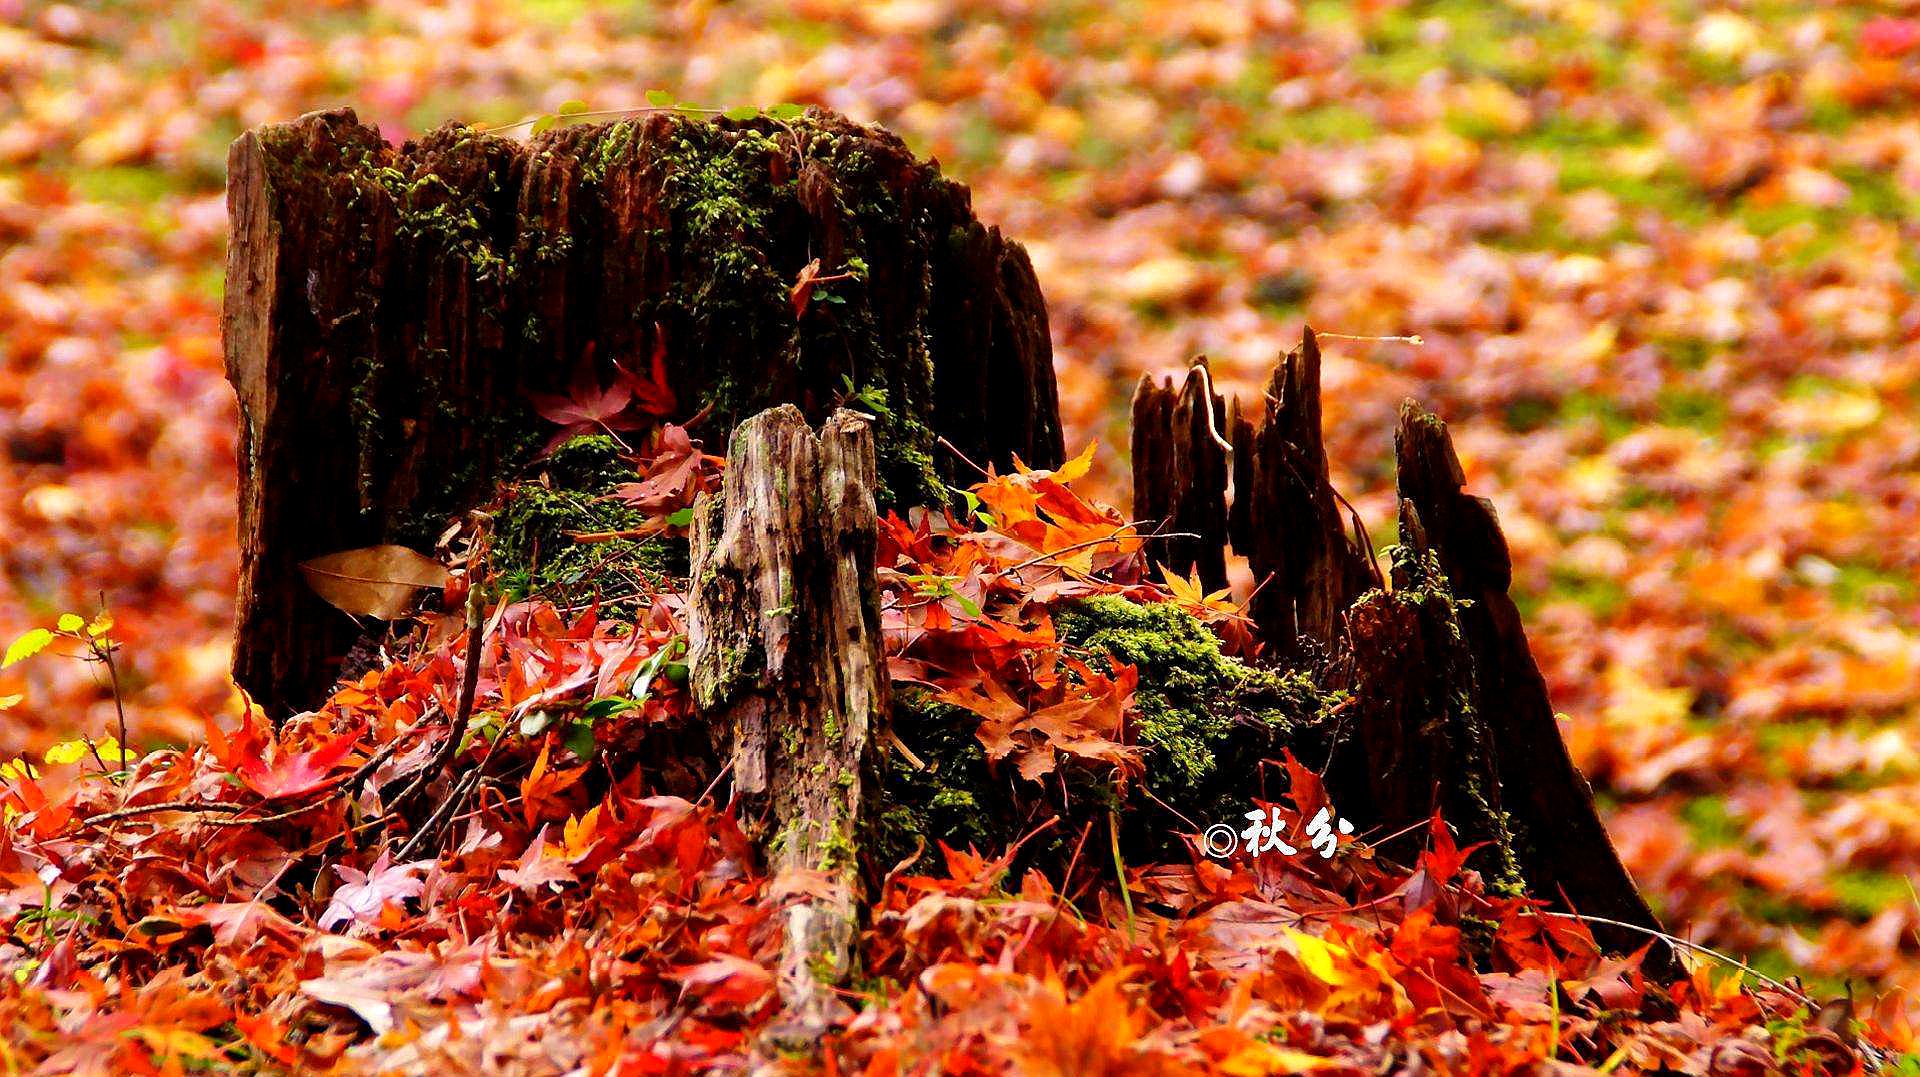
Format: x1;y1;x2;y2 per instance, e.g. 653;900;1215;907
1;441;1909;1074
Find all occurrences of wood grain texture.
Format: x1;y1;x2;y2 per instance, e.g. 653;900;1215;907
687;405;887;1045
1130;358;1230;592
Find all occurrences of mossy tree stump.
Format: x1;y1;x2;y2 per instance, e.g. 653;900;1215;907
226;106;1667;980
1132;329;1668;967
224;107;1061;715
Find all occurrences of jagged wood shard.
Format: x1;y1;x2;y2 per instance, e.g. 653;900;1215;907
1394;400;1666;959
1130;358;1230;592
1229;328;1380;649
1126;329;1666;958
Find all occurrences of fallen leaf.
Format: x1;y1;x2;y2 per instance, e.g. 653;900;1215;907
299;545;447;620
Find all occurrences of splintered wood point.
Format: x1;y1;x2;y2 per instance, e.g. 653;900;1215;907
1393;400;1670;965
687;405;888;1045
1130;357;1230;591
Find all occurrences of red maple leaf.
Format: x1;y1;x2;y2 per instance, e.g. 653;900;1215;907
613;327;677;418
611;424;723;516
528;374;647;456
235;730;360;800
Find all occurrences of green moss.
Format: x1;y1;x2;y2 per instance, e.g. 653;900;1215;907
1053;595;1325;822
874;690;1000;869
491;435;686;607
611;114;944;507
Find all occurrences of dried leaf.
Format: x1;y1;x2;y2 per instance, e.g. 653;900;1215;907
299;545;447;620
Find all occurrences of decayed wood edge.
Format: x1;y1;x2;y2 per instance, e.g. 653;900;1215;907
222;106;1063;716
687;406;888;1047
1395;400;1671;964
224;111;403;715
1229;327;1380;649
1130;358;1230;591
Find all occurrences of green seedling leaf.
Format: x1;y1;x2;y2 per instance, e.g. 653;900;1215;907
564;719;597;763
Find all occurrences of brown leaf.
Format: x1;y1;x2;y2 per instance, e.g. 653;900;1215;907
298;545;447;620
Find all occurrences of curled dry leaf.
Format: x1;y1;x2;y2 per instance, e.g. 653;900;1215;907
298;545;448;620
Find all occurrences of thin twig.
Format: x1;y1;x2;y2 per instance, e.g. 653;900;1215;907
77;800;253;828
1315;332;1425;345
389;586;486;822
1530;910;1812;1006
198;796;344;828
994;523;1200;578
96;593;128;761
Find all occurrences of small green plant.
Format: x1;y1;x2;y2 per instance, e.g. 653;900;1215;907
4;608;138;777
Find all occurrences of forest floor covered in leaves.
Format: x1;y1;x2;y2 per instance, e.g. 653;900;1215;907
3;0;1920;1041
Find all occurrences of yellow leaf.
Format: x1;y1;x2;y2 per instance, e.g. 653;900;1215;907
44;740;91;766
56;613;83;633
0;694;20;711
298;545;447;620
86;610;113;637
564;805;602;860
3;629;53;669
130;1026;221;1061
1285;928;1348;986
95;737;138;766
1219;1042;1339;1075
0;758;39;783
1053;440;1099;485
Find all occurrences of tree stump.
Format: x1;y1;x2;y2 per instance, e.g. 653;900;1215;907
687;405;887;1044
223;107;1062;715
1131;330;1668;959
223;104;1666;971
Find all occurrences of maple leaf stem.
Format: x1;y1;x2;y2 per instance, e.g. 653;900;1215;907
936;436;992;479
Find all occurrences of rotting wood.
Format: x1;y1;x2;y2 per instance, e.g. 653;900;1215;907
223;106;1062;716
1229;328;1380;650
687;405;888;1045
1394;400;1669;962
1122;328;1667;958
1130;358;1230;592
